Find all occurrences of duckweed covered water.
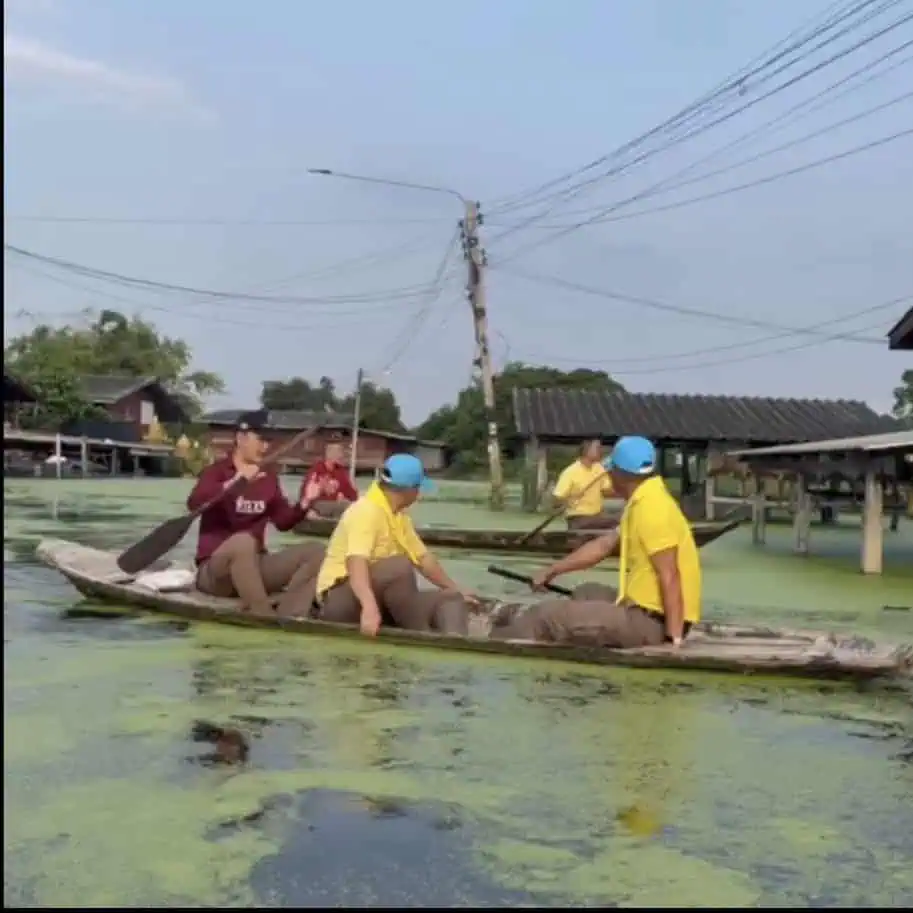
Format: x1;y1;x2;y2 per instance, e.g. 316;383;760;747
4;478;913;907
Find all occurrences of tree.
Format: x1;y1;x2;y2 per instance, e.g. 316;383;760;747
260;376;337;412
4;308;225;426
413;361;626;471
893;369;913;425
260;375;406;433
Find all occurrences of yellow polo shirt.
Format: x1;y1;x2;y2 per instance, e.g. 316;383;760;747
553;460;613;517
618;476;701;623
315;496;428;597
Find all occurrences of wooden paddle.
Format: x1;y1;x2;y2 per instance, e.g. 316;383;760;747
515;464;612;547
487;565;573;597
116;426;319;575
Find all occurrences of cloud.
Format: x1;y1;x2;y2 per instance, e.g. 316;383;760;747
4;33;215;122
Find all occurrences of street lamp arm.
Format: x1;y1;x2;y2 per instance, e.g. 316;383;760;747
307;168;467;204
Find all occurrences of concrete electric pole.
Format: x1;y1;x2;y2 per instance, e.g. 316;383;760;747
462;201;506;511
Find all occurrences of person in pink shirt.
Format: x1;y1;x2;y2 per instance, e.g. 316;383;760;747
299;441;360;520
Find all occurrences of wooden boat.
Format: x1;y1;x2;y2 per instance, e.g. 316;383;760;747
293;514;743;556
35;538;912;682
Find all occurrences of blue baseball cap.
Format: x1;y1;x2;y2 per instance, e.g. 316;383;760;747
604;436;657;475
381;453;435;493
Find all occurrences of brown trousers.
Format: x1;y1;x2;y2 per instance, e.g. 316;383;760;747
196;532;326;617
488;582;667;649
317;555;470;636
566;513;619;531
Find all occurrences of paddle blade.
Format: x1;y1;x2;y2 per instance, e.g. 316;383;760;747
116;514;196;574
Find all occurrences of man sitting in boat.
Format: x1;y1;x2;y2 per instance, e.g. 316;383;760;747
187;410;326;616
299;441;359;520
553;439;617;531
491;436;700;649
311;453;476;637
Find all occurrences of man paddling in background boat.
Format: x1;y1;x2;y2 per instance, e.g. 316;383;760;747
299;440;359;520
553;439;617;531
310;453;477;637
490;436;701;648
188;410;326;616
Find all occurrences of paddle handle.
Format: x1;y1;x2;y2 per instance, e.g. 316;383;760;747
487;565;573;597
518;466;609;545
190;425;319;518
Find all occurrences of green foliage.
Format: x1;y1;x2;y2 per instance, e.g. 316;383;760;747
16;370;107;431
893;368;913;426
259;375;405;433
413;361;625;474
4;309;224;426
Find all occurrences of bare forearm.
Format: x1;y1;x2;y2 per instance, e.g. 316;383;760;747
418;553;459;591
549;532;618;577
346;557;378;613
658;572;685;639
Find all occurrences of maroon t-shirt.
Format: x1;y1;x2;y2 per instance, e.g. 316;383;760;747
300;460;359;503
187;458;307;566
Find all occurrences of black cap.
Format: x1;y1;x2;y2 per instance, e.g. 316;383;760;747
235;410;269;433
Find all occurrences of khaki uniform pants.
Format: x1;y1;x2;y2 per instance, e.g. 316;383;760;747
317;555;469;636
489;582;667;649
196;532;325;617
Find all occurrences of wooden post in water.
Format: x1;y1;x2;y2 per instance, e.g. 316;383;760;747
793;474;812;556
861;469;884;575
80;436;88;478
751;473;767;545
54;433;62;480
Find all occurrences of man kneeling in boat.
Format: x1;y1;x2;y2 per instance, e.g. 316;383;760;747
491;436;700;649
553;439;617;531
188;410;326;617
312;454;476;637
299;441;359;520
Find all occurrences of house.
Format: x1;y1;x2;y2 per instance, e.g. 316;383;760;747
200;408;451;473
62;375;190;443
887;306;913;351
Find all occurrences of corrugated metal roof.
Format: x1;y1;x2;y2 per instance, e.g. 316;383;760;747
729;429;913;458
512;388;901;444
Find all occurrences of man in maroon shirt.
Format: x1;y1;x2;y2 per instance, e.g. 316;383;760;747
189;410;325;616
299;441;360;520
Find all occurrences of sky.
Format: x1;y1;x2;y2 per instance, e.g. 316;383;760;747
4;0;913;426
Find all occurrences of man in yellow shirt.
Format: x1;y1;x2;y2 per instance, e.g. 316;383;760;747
490;436;701;649
312;454;476;637
553;440;617;530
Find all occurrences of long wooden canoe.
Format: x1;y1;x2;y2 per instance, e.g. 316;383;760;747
35;538;912;682
293;515;743;556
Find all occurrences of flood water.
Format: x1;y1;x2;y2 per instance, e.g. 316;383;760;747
4;477;913;907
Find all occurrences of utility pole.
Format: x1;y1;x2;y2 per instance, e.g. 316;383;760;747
462;201;506;511
349;367;364;481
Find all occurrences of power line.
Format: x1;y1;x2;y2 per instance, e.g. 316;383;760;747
3;214;457;226
496;265;897;341
493;127;913;265
609;313;903;374
4;258;439;327
507;309;905;376
508;294;909;366
490;4;912;251
575;127;913;227
489;0;884;216
375;229;463;374
3;243;453;308
503;41;913;229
